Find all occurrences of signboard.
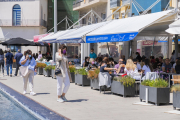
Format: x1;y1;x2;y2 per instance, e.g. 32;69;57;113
33;33;49;42
142;40;157;46
86;32;138;43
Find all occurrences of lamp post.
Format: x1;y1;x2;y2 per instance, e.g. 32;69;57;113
53;0;57;62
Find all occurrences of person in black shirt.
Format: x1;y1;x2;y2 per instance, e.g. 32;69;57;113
83;57;90;67
175;60;180;74
136;52;142;62
100;60;117;72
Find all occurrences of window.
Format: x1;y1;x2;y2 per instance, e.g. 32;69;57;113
115;12;119;19
101;13;106;20
13;4;21;26
8;46;21;52
82;18;86;25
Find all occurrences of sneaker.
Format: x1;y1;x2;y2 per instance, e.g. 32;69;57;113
57;98;64;103
10;75;12;77
23;91;27;95
30;92;36;96
62;96;68;102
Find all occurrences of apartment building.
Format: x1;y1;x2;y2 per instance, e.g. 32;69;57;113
0;0;48;54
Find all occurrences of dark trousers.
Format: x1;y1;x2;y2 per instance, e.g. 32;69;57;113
15;63;21;76
0;62;4;74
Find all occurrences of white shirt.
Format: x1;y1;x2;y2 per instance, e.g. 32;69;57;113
173;63;176;69
124;67;141;80
137;63;141;70
142;65;151;75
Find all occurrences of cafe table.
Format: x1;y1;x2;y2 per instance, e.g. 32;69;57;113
159;72;178;87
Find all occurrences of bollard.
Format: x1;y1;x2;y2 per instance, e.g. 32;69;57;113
146;88;148;104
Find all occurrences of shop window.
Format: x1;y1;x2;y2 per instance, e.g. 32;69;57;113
13;4;21;26
7;46;21;52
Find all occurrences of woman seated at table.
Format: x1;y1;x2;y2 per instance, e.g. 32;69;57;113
114;59;125;74
83;57;90;67
124;59;141;80
142;59;153;75
87;58;97;70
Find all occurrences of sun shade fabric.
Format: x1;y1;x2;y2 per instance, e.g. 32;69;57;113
166;19;180;34
56;21;110;43
86;10;175;43
42;29;76;43
135;36;168;41
38;32;54;43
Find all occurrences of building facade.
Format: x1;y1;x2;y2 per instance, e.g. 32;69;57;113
0;0;48;54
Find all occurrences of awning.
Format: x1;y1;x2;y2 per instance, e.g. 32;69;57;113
86;9;176;43
42;29;76;43
33;33;51;42
166;19;180;34
56;21;110;43
38;32;54;43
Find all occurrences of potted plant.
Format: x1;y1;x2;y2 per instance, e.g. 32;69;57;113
88;69;100;90
75;68;90;86
171;85;180;110
111;76;136;97
69;65;76;83
140;79;169;106
51;66;56;79
36;63;47;75
43;65;54;77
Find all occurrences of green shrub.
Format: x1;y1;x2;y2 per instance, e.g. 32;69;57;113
171;84;180;92
44;65;55;71
75;68;88;75
69;65;76;73
113;76;135;87
141;78;168;88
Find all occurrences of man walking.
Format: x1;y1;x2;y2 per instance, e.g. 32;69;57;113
5;48;14;77
38;51;42;60
14;49;23;76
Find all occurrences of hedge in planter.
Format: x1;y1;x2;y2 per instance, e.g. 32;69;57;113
171;85;180;110
140;79;169;106
111;76;136;97
88;69;100;90
36;63;47;75
43;65;55;77
69;65;76;83
75;68;90;86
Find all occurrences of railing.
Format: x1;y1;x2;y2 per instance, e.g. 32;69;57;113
0;19;47;27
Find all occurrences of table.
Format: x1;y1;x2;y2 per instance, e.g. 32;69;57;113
159;72;178;87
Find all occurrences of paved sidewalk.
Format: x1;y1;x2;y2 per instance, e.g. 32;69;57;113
0;74;179;120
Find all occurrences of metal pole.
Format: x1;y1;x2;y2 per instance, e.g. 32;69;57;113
53;0;57;62
151;37;156;56
65;16;67;30
175;35;178;59
130;0;133;17
176;0;178;9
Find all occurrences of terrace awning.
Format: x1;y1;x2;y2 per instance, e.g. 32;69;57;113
56;21;110;43
86;9;176;43
166;19;180;34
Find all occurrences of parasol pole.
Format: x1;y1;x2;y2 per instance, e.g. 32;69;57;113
107;42;110;56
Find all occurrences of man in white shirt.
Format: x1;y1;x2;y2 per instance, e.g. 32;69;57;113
133;59;141;71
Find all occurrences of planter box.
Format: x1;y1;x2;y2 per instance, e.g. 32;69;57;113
43;68;51;77
91;78;100;90
70;72;75;83
75;74;90;86
111;80;135;97
140;85;170;106
37;68;43;75
173;91;180;110
51;69;56;79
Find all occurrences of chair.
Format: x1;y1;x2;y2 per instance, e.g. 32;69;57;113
142;72;159;81
98;72;111;93
133;72;142;95
172;75;180;85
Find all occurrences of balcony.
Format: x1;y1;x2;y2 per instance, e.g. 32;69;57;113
110;0;130;9
73;0;108;11
0;19;47;28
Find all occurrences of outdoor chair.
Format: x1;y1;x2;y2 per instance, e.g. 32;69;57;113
133;72;142;95
98;72;111;94
142;72;159;81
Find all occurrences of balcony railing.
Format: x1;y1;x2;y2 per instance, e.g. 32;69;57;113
0;19;47;27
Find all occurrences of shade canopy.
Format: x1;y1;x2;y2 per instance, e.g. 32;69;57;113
1;37;35;46
56;21;110;43
42;29;76;43
166;19;180;34
37;32;54;43
86;9;176;43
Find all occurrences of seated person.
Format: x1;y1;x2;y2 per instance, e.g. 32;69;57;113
87;58;97;70
162;58;172;73
109;58;118;67
100;60;117;72
172;57;179;73
142;59;152;75
83;57;89;67
114;59;125;74
133;59;141;72
74;55;80;64
124;59;141;80
175;60;180;74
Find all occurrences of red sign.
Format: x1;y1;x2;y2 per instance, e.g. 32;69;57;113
33;34;49;42
142;40;157;46
137;49;141;55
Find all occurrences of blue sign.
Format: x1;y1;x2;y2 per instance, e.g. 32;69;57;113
86;32;139;43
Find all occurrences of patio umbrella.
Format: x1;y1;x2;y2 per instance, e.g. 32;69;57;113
1;37;35;46
99;43;117;48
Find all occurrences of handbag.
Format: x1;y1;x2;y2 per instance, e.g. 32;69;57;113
55;61;61;75
19;66;29;77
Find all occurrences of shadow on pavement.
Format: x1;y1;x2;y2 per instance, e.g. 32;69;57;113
68;99;88;102
36;93;50;95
